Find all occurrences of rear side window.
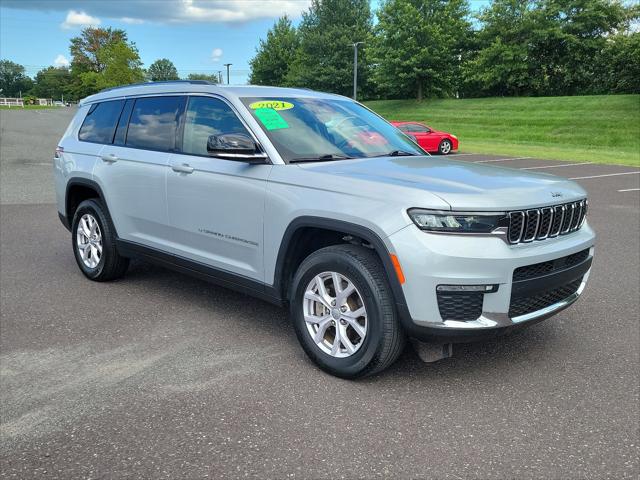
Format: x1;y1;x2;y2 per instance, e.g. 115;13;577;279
78;100;125;144
182;96;249;156
126;96;183;152
113;99;134;146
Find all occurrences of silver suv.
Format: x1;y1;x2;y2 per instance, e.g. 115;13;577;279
54;81;595;378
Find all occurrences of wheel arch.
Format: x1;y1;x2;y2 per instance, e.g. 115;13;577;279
64;178;114;234
271;216;410;315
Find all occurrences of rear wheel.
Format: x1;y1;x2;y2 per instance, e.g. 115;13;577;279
290;245;405;378
71;199;129;281
438;139;452;155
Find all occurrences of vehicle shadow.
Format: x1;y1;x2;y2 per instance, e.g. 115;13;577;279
123;259;563;382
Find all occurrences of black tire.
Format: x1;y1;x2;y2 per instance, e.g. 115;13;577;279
438;139;452;155
71;199;129;281
290;245;405;379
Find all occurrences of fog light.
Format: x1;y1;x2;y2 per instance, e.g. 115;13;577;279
436;284;498;293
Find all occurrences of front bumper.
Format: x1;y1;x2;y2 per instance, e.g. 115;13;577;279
387;222;595;342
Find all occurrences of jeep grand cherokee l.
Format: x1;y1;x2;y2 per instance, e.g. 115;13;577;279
54;81;595;378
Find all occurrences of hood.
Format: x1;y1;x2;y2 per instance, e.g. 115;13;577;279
296;156;587;211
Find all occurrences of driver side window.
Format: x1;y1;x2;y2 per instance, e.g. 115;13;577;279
182;96;249;156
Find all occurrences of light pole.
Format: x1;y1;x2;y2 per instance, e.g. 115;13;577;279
350;42;364;100
223;63;232;84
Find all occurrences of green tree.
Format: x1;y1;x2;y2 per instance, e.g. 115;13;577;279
147;58;179;81
69;27;128;74
462;0;534;97
96;41;145;89
286;0;373;97
531;0;631;95
68;28;144;98
32;66;72;99
596;32;640;94
372;0;472;100
187;73;220;83
0;60;33;97
465;0;636;97
249;16;299;86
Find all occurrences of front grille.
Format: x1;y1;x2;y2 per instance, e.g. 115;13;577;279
437;292;483;321
508;199;587;244
513;248;590;281
509;279;582;318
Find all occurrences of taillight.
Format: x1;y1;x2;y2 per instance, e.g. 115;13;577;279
54;146;64;159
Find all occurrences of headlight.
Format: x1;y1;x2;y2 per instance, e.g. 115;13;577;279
408;208;508;233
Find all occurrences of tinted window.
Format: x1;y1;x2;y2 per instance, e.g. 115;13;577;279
126;96;183;151
113;99;134;146
78;100;124;144
182;96;249;156
406;124;430;133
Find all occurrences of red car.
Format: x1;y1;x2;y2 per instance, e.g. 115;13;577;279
391;121;459;155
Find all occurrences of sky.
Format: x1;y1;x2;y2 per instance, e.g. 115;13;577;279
0;0;491;84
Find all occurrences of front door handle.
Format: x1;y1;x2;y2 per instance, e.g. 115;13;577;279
101;153;118;163
171;163;194;174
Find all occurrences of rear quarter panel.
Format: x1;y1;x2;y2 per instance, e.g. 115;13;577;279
54;105;99;216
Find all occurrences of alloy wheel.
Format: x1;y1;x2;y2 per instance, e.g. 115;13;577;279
303;271;368;358
76;213;102;268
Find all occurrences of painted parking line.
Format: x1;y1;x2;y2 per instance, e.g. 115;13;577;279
520;162;592;170
446;153;477;157
618;188;640;192
569;171;640;180
473;156;532;163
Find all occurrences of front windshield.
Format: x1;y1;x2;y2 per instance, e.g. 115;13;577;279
240;97;425;163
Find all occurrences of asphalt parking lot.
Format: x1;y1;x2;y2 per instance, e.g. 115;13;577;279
1;108;639;479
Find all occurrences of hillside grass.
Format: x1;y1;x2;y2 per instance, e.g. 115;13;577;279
366;95;640;166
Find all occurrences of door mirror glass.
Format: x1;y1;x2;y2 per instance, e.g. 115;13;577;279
206;133;267;162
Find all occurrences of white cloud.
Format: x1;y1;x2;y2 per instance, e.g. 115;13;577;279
7;1;310;25
53;54;70;67
121;17;145;25
211;48;223;62
61;10;101;29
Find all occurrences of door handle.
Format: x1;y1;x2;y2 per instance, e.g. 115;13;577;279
171;163;194;174
101;153;118;163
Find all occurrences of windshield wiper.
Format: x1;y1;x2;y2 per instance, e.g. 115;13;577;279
289;154;355;163
369;150;420;158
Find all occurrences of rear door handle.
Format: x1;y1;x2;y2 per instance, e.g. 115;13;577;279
101;153;118;163
171;163;194;174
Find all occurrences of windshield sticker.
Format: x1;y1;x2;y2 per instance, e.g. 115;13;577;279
254;108;289;131
249;100;294;111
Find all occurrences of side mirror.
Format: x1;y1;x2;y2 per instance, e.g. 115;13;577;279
206;133;268;163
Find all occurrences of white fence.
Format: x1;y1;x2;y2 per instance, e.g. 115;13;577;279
0;98;24;108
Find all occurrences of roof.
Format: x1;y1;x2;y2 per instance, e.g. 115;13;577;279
79;81;346;106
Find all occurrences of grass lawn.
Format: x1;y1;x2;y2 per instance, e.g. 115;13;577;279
366;94;640;166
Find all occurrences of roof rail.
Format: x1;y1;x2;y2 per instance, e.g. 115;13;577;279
98;80;214;94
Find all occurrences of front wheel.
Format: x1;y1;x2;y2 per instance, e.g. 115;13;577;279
290;245;405;378
438;139;452;155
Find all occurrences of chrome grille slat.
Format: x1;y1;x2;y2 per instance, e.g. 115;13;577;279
570;201;582;231
537;207;553;239
579;200;588;227
561;203;574;234
507;200;586;245
523;209;540;242
508;211;525;243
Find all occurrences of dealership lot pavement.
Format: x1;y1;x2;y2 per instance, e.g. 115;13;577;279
1;108;639;479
